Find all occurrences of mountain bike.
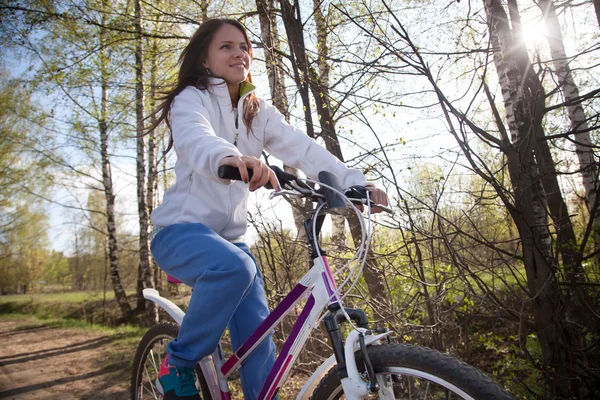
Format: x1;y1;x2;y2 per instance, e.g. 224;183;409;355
131;166;514;400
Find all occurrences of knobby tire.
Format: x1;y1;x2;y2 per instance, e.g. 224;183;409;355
310;343;515;400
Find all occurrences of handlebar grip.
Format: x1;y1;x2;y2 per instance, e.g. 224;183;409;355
218;165;288;190
218;165;254;181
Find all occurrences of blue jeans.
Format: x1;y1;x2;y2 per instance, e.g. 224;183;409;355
151;223;277;400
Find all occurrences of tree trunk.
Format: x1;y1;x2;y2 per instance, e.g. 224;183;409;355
72;233;83;291
256;0;309;242
99;1;131;322
538;0;599;247
99;64;131;321
134;0;157;326
148;33;162;292
313;0;346;263
102;122;131;322
505;0;584;286
485;0;579;395
279;0;321;250
200;0;209;21
257;0;289;118
279;0;387;305
279;0;317;140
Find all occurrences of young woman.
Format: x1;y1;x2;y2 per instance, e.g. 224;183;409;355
149;18;388;400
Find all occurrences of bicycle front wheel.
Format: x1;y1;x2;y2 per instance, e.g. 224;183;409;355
130;322;212;400
310;343;514;400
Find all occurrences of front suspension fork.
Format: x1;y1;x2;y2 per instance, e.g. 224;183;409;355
322;306;391;399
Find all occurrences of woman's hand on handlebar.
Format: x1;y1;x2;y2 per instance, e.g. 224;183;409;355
369;186;389;214
218;155;281;192
357;185;389;214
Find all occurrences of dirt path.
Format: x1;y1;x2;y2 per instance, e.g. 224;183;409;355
0;317;129;399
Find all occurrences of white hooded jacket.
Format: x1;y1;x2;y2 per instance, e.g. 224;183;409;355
150;78;369;241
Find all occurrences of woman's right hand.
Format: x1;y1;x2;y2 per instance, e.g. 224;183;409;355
218;155;281;192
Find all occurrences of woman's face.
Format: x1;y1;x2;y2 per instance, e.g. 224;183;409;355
203;24;252;88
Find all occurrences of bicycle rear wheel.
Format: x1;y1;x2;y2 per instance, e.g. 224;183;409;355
310;343;514;400
130;322;212;400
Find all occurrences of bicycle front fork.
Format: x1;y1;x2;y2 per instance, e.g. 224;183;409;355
322;304;392;399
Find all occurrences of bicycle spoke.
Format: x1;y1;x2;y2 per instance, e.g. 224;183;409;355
138;337;170;400
142;367;158;399
394;368;471;399
148;348;158;373
141;381;156;399
324;370;477;399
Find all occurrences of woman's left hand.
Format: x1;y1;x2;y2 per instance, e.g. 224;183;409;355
353;185;388;214
367;186;389;214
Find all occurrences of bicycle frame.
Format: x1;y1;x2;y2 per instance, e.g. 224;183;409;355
224;254;335;399
143;251;390;400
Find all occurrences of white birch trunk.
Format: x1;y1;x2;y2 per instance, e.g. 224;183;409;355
538;0;598;225
100;2;131;320
134;0;157;325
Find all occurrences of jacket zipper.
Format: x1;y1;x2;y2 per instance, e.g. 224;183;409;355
233;112;239;146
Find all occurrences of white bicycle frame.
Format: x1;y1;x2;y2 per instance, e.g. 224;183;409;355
143;253;391;400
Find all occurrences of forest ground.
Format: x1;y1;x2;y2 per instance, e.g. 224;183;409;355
0;290;307;400
0;316;129;399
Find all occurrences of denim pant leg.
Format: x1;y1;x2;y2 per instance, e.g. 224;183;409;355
229;243;277;400
150;223;277;400
150;223;257;368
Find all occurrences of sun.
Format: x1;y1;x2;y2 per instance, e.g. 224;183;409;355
517;13;548;50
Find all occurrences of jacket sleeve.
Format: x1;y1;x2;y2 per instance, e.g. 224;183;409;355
170;87;241;183
263;102;369;189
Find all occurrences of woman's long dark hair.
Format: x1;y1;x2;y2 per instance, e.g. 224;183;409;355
149;19;259;153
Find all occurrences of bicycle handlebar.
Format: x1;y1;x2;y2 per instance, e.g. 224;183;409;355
217;165;393;214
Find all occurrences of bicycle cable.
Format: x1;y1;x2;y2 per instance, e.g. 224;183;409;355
305;179;374;332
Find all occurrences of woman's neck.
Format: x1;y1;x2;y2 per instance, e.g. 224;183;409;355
228;83;240;107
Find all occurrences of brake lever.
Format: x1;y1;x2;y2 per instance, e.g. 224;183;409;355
269;189;304;199
268;181;324;201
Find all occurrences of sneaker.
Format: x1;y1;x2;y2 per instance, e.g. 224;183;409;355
158;362;201;400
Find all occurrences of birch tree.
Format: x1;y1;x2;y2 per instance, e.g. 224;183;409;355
98;0;133;321
133;0;158;326
255;0;314;246
484;1;576;394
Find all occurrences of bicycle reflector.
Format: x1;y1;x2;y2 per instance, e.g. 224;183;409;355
318;171;348;215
